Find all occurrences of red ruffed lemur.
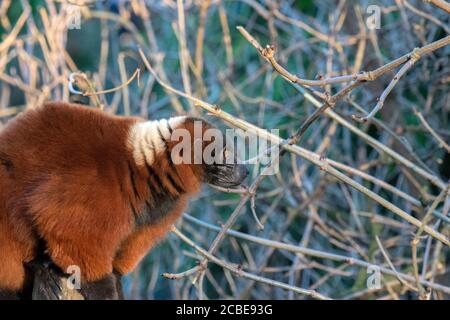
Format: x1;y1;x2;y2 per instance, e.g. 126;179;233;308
0;102;248;299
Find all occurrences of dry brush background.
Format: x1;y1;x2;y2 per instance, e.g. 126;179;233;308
0;0;449;300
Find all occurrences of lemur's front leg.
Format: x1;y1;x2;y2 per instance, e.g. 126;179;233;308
113;197;188;277
29;198;188;300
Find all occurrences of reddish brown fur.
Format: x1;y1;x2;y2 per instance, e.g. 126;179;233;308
0;102;203;292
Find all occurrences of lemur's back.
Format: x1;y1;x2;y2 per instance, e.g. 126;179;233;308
0;102;137;178
0;102;137;222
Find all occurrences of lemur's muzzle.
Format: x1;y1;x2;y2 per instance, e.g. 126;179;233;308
233;164;249;185
205;163;249;188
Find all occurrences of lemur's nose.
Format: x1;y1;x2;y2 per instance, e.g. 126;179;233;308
235;165;249;183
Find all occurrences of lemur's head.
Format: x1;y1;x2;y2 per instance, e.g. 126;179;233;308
129;116;249;194
172;117;248;188
178;117;249;188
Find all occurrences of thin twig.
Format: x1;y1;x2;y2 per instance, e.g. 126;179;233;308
413;108;450;153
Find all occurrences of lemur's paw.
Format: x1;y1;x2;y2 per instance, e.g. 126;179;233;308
28;256;66;300
80;272;122;300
